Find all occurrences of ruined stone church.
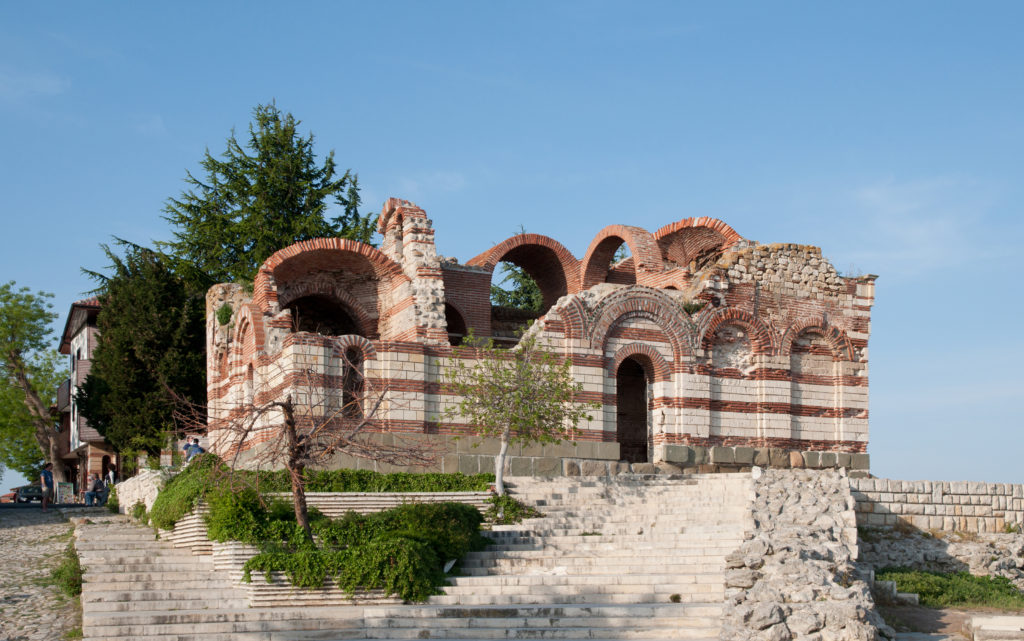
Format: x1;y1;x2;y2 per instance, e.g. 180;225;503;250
206;198;876;475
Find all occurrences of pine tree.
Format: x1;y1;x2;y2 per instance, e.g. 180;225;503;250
160;103;376;283
77;247;206;458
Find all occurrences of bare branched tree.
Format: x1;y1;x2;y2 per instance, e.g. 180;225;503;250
174;347;438;540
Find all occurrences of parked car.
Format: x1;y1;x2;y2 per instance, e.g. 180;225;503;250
15;485;44;503
0;491;15;503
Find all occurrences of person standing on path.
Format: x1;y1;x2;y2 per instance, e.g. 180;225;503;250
39;463;54;512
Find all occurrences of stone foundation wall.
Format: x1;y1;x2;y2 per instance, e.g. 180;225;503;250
721;468;891;641
850;478;1024;533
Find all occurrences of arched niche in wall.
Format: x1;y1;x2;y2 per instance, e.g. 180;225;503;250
254;239;408;340
789;328;840;441
286;294;363;336
708;324;754;438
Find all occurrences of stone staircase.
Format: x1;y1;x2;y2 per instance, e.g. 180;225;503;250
76;520;364;641
77;473;753;641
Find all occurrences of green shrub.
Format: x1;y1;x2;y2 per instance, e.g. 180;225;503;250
313;503;487;560
148;453;227;530
106;486;119;513
233;501;486;601
245;468;494;493
50;542;82;598
484;494;541;524
876;567;1024;609
216;303;233;326
243;536;444;601
130;501;147;523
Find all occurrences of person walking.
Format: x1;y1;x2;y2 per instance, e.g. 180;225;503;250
40;463;54;513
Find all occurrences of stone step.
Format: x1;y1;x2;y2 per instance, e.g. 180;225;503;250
84;597;251;612
355;625;715;640
441;583;724;598
474;541;742;554
84;571;229;583
82;561;215;572
86;579;238;592
82;588;244;603
428;593;715;606
458;562;723;576
83;605;364;632
362;603;722;619
447;573;723;587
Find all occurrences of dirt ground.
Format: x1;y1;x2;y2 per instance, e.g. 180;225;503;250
880;605;1024;638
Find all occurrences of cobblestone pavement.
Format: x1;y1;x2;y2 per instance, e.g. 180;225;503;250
0;505;105;641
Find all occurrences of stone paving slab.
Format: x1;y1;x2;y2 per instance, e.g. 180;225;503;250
0;504;107;641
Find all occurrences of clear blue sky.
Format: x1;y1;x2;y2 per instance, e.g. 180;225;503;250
2;2;1022;490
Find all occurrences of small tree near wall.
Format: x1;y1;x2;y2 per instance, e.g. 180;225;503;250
444;333;597;495
176;352;437;541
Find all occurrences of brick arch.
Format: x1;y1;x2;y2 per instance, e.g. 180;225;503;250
276;279;378;339
232;303;266;361
330;334;378;361
589;287;694;363
700;308;776;356
653;218;744;269
580;225;663;290
467;233;580;309
555;296;591;342
607;343;672;383
781;318;855;361
252;238;408;313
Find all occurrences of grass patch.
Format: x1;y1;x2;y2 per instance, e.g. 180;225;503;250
50;542;83;598
876;567;1024;609
62;627;83;640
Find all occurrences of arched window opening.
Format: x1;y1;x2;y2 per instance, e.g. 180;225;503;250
445;304;468;347
286;294;362;337
490;261;544;348
582;236;638;288
606;243;635;285
342;348;364;419
616;357;649;463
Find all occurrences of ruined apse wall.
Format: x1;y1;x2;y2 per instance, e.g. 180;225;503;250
206;198;876;475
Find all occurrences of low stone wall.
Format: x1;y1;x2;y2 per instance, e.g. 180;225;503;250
850;478;1024;533
720;468;891;641
658;445;870;475
113;469;174;513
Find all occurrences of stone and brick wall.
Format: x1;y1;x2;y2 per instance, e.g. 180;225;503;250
206;199;876;475
851;477;1024;533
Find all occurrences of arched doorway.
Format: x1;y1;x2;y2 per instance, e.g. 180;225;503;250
616;358;649;463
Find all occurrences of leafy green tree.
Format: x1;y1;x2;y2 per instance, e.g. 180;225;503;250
160;103;376;284
0;282;67;478
444;333;597;495
77;246;206;456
